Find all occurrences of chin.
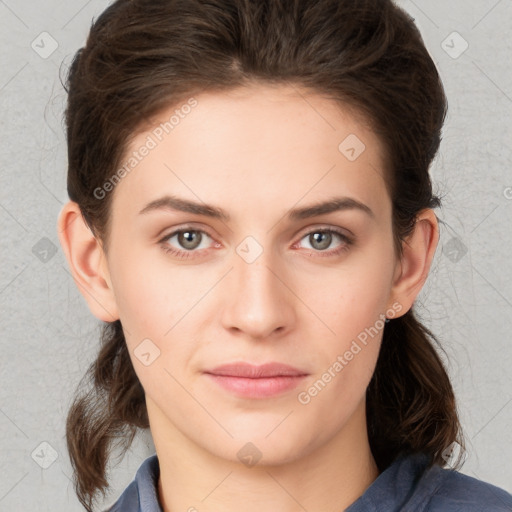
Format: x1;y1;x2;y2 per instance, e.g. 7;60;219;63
203;423;320;468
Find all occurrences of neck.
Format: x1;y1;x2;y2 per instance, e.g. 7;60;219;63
151;400;380;512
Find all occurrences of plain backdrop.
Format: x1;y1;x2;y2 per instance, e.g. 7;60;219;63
0;0;511;510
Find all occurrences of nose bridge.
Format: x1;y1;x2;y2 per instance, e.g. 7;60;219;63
221;236;294;338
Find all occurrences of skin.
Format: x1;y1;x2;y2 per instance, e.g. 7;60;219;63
58;83;439;512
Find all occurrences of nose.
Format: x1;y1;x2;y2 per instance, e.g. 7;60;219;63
220;246;296;341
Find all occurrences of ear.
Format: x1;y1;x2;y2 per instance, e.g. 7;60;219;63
387;208;439;316
57;201;119;322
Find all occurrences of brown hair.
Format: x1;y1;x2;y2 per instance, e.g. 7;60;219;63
62;0;464;510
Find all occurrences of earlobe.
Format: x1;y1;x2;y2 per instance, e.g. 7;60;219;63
57;201;119;322
388;209;439;316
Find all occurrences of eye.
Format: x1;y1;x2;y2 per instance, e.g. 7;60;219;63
295;228;354;257
159;227;217;260
158;225;354;260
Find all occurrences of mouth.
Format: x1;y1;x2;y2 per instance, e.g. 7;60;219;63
203;362;309;398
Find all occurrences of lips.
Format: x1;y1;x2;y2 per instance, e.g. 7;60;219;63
204;362;309;398
205;362;309;378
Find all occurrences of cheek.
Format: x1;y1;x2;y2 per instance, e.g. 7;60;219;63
109;251;212;389
302;241;395;387
109;249;196;337
297;264;390;419
318;248;395;334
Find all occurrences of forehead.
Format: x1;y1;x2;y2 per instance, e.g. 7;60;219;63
111;83;390;223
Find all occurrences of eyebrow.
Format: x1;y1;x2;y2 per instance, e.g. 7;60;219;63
138;194;374;222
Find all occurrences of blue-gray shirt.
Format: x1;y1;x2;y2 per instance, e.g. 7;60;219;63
106;452;512;511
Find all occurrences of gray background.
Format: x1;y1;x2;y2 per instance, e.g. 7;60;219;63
0;0;511;510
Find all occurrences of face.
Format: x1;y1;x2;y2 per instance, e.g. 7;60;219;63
101;83;403;465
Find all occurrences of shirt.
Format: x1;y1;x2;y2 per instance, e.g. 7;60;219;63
105;452;512;511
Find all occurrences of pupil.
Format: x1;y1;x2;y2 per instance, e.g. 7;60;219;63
180;231;200;249
312;232;331;250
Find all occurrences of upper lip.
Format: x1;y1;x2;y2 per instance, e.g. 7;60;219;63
205;362;309;378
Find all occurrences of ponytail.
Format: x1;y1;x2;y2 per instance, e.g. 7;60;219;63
66;321;148;511
367;309;464;471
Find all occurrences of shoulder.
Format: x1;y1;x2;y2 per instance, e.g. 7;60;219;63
103;454;162;512
423;464;512;511
105;480;139;512
347;452;512;512
388;452;512;512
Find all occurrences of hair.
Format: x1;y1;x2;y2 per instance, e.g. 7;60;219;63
62;0;465;510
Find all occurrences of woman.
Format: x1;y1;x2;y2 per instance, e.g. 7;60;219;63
57;0;512;511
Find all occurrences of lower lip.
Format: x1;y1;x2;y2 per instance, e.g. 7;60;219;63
205;374;307;398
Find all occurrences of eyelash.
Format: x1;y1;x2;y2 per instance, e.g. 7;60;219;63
158;225;354;260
